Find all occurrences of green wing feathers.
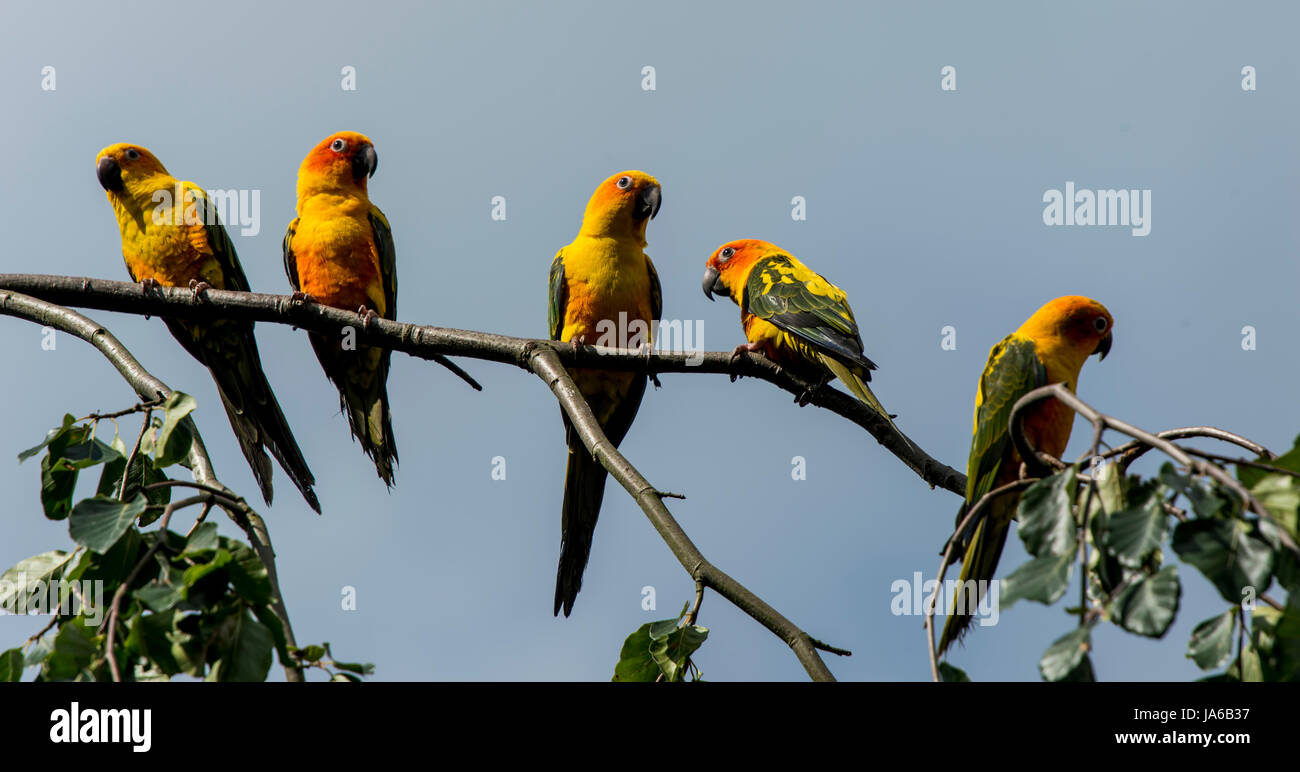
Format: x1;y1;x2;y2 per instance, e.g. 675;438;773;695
938;335;1046;655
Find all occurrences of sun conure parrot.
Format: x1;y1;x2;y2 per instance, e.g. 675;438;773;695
702;239;898;428
937;295;1113;656
95;143;320;513
547;170;662;617
283;131;398;486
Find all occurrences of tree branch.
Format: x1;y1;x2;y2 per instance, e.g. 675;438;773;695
0;274;965;496
0;289;307;682
528;345;848;680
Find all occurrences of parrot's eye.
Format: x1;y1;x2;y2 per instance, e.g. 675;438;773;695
719;247;735;261
616;176;632;190
330;138;347;153
124;149;140;161
1094;317;1109;333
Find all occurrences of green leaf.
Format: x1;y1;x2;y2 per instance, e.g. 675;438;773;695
125;609;183;677
40;454;79;521
613;623;660;682
223;539;271;605
1187;610;1236;670
1171;518;1273;604
181;549;232;588
0;648;25;681
647;619;709;682
1105;479;1169;568
1001;551;1075;608
214;611;274;682
296;645;326;663
1093;460;1125;515
68;494;148;554
96;453;171;508
1250;475;1300;537
133;582;182;613
182;522;219;556
1160;464;1235;518
44;621;97;681
17;414;77;462
1238;435;1300;488
1110;565;1180;638
1238;638;1264;682
938;662;971;682
1039;624;1094;682
1016;467;1078;558
153;393;196;468
0;551;75;612
61;439;121;469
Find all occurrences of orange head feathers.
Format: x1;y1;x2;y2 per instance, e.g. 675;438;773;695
95;143;171;198
1018;295;1114;364
296;131;378;201
702;238;779;303
578;170;661;242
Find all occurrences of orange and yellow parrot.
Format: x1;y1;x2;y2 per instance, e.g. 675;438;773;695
95;143;319;512
702;239;898;427
937;296;1113;655
548;170;662;616
283;131;398;486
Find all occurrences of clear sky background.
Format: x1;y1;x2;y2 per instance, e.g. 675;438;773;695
1;0;1297;681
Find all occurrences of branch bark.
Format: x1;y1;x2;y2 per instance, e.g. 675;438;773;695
0;274;965;496
0;289;306;682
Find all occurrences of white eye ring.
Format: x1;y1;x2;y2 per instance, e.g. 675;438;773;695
616;176;632;189
719;247;735;261
1094;317;1108;332
125;148;140;160
330;138;347;153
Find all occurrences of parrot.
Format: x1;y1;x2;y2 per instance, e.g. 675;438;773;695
702;239;898;429
283;131;398;486
547;170;662;616
937;295;1113;656
94;143;320;512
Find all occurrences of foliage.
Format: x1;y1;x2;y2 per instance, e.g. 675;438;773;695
1;397;370;682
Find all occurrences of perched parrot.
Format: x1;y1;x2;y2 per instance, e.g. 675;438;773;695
937;296;1113;656
548;170;662;616
283;131;398;486
94;144;319;512
702;239;898;428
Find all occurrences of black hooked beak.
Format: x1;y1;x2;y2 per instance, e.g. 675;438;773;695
1095;331;1113;361
633;184;661;221
96;156;123;193
352;144;378;183
702;265;725;301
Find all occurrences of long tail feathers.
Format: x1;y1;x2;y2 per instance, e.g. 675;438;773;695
341;384;397;488
212;371;321;513
554;441;608;617
937;512;1010;656
823;357;900;433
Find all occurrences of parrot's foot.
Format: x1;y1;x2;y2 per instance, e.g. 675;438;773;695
641;342;661;389
795;378;829;407
290;290;316;305
728;342;764;382
139;277;161;291
356;305;380;330
188;279;211;302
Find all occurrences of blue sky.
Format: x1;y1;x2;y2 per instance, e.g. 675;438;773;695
1;0;1297;680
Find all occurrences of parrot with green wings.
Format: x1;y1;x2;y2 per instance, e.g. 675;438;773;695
938;296;1113;655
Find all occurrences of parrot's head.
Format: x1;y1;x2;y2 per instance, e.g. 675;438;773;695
297;131;379;199
702;239;780;305
579;170;661;244
95;143;170;200
1023;295;1114;364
